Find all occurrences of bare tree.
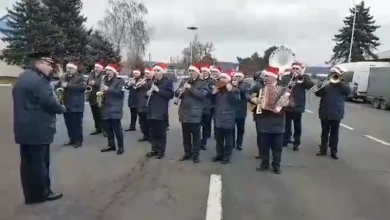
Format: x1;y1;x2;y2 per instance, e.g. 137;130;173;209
180;35;215;66
98;0;151;63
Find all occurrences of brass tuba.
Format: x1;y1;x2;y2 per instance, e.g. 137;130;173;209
268;46;296;73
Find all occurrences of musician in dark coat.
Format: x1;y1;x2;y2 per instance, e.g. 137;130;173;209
280;63;314;150
54;62;86;148
232;71;251;150
163;71;176;130
145;63;174;158
13;51;65;204
175;64;208;163
200;64;217;150
315;66;351;160
99;64;126;155
211;71;240;164
135;68;154;141
249;67;289;174
124;69;143;131
86;62;105;135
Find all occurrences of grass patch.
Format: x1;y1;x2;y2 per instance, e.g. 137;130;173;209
0;76;18;85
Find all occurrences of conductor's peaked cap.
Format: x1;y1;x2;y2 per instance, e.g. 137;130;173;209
28;51;55;63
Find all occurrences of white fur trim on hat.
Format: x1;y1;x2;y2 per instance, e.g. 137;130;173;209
66;63;77;70
201;67;210;72
105;66;117;73
153;65;166;73
291;64;302;70
234;72;244;77
132;70;141;74
264;71;278;79
211;67;221;73
95;63;104;69
144;69;151;73
220;73;231;81
188;65;200;73
330;66;346;74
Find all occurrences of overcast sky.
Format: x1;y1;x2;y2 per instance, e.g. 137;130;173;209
9;0;390;66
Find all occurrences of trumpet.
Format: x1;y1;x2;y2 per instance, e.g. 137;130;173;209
85;86;92;93
124;77;136;89
56;88;64;105
330;73;341;83
174;78;192;105
296;75;305;84
134;77;147;89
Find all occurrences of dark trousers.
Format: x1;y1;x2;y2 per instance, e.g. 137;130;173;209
233;118;246;148
150;119;167;154
165;114;170;127
181;122;201;157
63;112;83;143
259;132;283;169
90;105;102;131
201;113;213;146
20;144;51;203
138;112;150;138
255;121;261;155
215;127;234;158
129;107;138;128
103;119;124;150
320;119;340;154
283;111;302;145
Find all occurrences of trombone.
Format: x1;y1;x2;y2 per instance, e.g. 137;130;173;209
310;73;341;93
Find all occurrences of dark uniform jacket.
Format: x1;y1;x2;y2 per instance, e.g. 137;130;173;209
55;73;86;112
280;74;314;113
135;78;153;113
249;83;286;133
202;76;217;115
101;76;125;119
315;81;350;120
175;77;208;123
147;77;174;120
126;77;141;108
212;86;240;129
86;71;104;106
235;81;251;119
13;67;65;145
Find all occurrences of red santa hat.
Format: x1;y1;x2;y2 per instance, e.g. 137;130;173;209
291;62;303;71
95;62;104;70
330;65;347;74
188;63;201;73
132;69;141;74
144;67;152;74
233;71;244;78
201;64;211;72
153;63;167;73
66;62;78;70
220;69;234;81
264;66;280;79
211;66;222;73
105;64;119;74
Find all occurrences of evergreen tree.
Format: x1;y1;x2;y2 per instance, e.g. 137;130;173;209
41;0;92;70
329;1;380;64
0;0;58;66
84;30;121;71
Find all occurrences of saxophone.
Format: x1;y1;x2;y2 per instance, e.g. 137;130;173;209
56;72;68;105
96;75;106;108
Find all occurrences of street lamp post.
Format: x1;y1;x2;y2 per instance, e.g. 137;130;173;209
187;26;198;64
348;0;357;63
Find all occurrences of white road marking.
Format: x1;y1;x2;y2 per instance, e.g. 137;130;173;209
305;109;313;113
205;174;223;220
364;135;390;146
340;123;354;130
0;84;12;86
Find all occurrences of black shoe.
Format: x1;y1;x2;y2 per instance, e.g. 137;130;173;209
124;127;136;131
255;154;261;159
138;136;150;142
292;144;299;151
211;156;222;162
146;151;158;157
236;146;242;151
166;126;170;131
101;146;116;152
256;165;269;171
90;130;102;135
272;167;281;174
117;149;124;155
62;140;74;146
179;155;192;161
156;153;165;159
221;157;230;164
316;151;327;156
330;154;338;160
102;131;107;137
192;157;200;163
45;191;63;201
73;142;82;148
200;145;206;150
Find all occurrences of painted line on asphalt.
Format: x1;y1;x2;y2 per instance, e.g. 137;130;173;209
305;109;313;113
205;174;222;220
364;135;390;146
340;123;354;130
0;84;12;86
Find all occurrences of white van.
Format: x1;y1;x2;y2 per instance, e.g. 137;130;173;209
338;61;390;101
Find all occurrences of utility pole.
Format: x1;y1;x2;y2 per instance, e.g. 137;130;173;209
187;26;198;64
348;0;358;62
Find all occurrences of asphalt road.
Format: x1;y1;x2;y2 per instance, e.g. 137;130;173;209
1;85;390;220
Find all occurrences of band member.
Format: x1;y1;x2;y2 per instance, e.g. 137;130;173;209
124;69;142;131
135;67;153;141
232;71;251;150
145;63;174;158
249;66;289;174
87;62;105;135
210;65;222;138
175;63;208;163
100;64;126;155
13;51;64;204
55;62;86;148
315;66;350;159
200;64;216;150
212;71;240;164
281;62;314;150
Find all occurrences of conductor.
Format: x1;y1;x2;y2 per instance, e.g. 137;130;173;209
12;51;65;204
